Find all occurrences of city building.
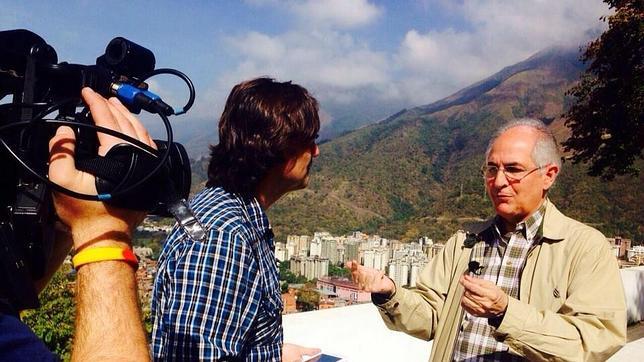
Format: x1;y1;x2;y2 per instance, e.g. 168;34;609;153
345;242;360;263
321;238;339;265
426;243;445;259
388;259;409;287
318;289;339;310
290;256;329;280
627;246;644;265
317;277;371;304
287;234;311;257
362;248;389;271
608;237;633;259
409;260;426;287
285;238;297;259
387;242;429;287
275;242;289;262
135;258;157;302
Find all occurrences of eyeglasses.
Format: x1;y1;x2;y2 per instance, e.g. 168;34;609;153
482;165;543;182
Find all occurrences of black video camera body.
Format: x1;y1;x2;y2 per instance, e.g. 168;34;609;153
0;29;192;311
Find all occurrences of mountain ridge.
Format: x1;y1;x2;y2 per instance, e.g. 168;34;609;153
263;46;642;243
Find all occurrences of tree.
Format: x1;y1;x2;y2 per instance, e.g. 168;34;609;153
328;264;350;278
278;260;308;284
281;281;290;293
563;0;643;180
22;265;76;361
296;286;320;312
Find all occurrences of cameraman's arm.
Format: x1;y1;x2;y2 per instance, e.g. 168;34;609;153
48;88;152;362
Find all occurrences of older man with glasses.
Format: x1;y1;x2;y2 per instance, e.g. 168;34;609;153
348;118;627;361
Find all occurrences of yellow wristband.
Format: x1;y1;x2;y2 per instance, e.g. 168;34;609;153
72;247;139;270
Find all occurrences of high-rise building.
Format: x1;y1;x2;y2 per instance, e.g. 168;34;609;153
434;243;444;254
309;238;321;257
409;260;428;287
363;248;389;271
336;244;345;264
286;237;297;258
387;243;429;287
345;242;360;263
287;235;310;256
275;242;288;262
388;259;409;287
289;256;329;280
418;236;433;247
298;235;311;256
321;238;339;265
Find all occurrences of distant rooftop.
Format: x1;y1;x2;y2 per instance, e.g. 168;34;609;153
318;276;360;290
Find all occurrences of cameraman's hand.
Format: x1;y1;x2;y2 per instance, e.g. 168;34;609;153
49;87;153;361
48;87;156;251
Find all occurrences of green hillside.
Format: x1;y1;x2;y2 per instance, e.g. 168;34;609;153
264;47;643;243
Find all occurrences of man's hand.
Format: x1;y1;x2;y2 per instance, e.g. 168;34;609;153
346;260;395;295
282;343;321;362
459;274;508;318
48;87;156;251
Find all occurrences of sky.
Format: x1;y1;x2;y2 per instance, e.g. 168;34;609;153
1;0;610;142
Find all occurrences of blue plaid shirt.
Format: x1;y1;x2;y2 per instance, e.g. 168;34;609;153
151;187;283;361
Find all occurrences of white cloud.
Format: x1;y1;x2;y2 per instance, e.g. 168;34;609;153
202;0;610;129
288;0;383;28
231;31;286;62
222;29;390;93
393;0;610;105
398;29;488;83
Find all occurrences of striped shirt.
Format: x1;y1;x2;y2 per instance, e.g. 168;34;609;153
151;187;283;361
453;203;546;361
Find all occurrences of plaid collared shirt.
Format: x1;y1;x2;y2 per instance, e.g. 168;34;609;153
452;203;546;361
151;187;283;361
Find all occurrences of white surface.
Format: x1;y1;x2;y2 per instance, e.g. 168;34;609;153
619;266;644;324
283;267;644;361
283;303;431;362
609;337;644;361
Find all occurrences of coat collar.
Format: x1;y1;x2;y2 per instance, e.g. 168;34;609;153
464;198;566;245
538;198;566;241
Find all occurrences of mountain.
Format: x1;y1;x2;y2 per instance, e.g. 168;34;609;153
318;99;409;140
263;47;643;243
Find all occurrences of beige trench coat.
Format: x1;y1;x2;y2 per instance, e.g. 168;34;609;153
375;200;627;361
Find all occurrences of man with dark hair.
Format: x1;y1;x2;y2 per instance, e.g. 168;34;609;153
349;119;626;361
152;77;321;361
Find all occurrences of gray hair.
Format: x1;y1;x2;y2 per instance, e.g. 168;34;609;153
485;118;562;172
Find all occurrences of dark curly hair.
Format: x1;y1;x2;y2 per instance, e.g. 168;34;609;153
207;77;320;195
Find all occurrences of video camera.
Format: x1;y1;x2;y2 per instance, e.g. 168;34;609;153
0;29;193;311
